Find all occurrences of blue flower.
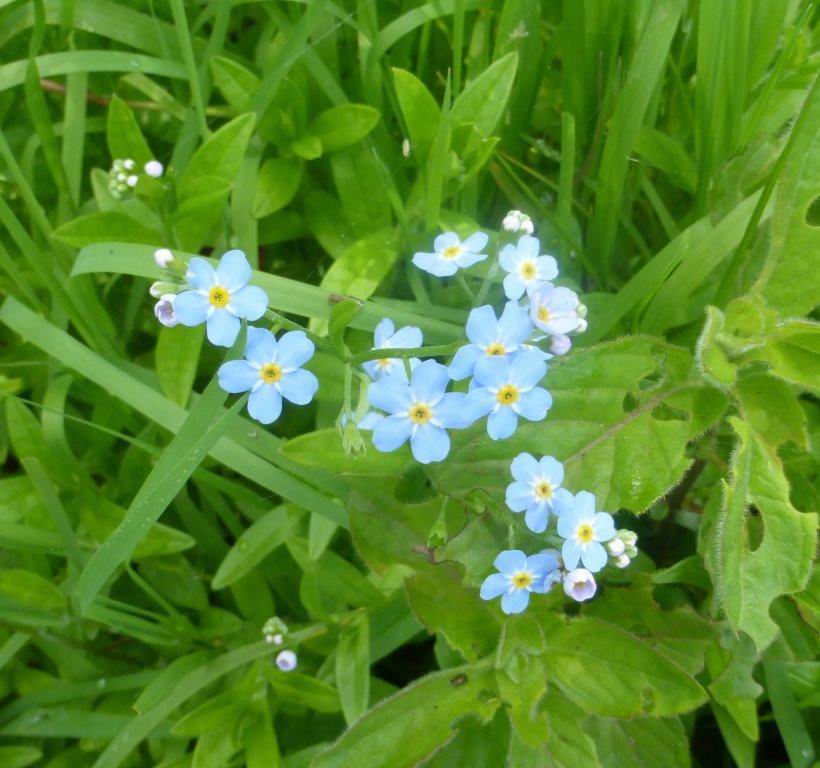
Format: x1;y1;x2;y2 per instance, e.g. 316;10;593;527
480;549;559;614
174;250;269;347
448;302;533;381
529;284;585;337
412;231;488;277
556;491;616;573
499;235;558;300
362;318;422;381
460;351;551;440
367;360;464;464
505;453;573;533
218;327;318;424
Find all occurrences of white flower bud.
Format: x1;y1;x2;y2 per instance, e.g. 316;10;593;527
149;281;164;298
144;160;164;178
116;172;127;183
123;159;135;170
502;210;534;234
154;248;174;268
621;530;637;548
126;175;139;188
575;318;588;334
275;650;297;672
614;553;631;569
272;633;283;646
563;568;596;602
549;334;572;356
264;633;275;644
606;538;625;556
401;138;411;158
154;295;178;327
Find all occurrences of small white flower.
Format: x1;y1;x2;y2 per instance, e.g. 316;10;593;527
144;160;164;178
563;568;596;602
272;633;283;646
276;650;297;672
412;231;488;277
529;284;585;337
154;294;179;327
498;236;557;300
123;159;135;170
606;538;626;557
549;334;572;356
614;553;631;569
502;210;534;235
154;248;174;268
126;175;138;188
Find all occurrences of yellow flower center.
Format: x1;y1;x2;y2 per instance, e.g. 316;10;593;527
520;261;537;280
259;363;282;384
496;384;519;406
577;523;595;544
535;481;553;500
409;403;431;424
512;571;533;589
442;245;462;260
485;342;506;357
377;358;391;368
537;305;550;323
208;285;230;308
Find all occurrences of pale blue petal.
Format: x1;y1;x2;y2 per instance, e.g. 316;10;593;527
248;386;282;424
505;481;532;512
245;327;277;365
410;423;450;464
410;360;449;401
515;387;552;421
367;376;412;414
389;325;422;348
498;301;532;346
433;393;465;429
278;369;318;405
455;250;487;269
494;549;527;574
527;552;559;577
448;344;482;380
362;360;380;380
501;589;530;614
185;257;216;290
465;305;498;346
510;452;539;482
510;351;547;388
498;243;519;272
503;272;526;300
206;310;240;347
216;249;252;291
357;411;384;430
524;503;549;533
574;491;597;518
557;505;580;538
473;356;509;388
535;255;558;281
480;573;509;600
277;331;315;370
229;285;268;321
552;488;575;516
582;542;608;573
414;253;458;277
487;407;518;440
433;232;459;251
538;456;564;486
373;318;394;347
460;388;496;425
218;360;258;393
373;415;412;452
518;235;539;259
461;232;488;252
562;540;583;570
173;290;210;326
594;513;617;542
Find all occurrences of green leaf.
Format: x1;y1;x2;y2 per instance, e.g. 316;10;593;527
52;211;161;248
392;68;440;160
327;298;361;354
336;613;370;726
311;664;497;768
0;746;42;768
291;135;323;160
0;569;66;612
702;418;817;650
540;614;707;717
253;157;303;218
309;105;380;153
210;56;260;110
211;507;299;590
330;145;392;238
106;95;153;166
282;429;409;476
318;230;399;302
589;715;691;768
156;325;204;406
736;373;808;448
263;668;341;713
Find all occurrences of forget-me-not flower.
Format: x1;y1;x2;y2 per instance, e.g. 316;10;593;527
362;318;422;381
448;303;533;381
556;491;616;573
461;351;551;440
174;250;268;347
505;453;573;533
367;360;464;464
480;549;559;614
218;327;318;424
563;568;597;602
412;232;488;277
529;284;585;337
499;236;558;300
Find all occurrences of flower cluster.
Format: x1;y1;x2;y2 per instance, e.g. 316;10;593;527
481;454;638;613
263;617;297;672
107;157;163;198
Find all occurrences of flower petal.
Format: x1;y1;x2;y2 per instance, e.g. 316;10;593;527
524;503;549;533
535;255;558;281
410;360;449;402
412;252;457;277
460;388;496;425
432;392;466;428
510;351;547;389
410;423;450;464
185;257;216;290
278;369;318;405
448;344;482;380
487;407;518;440
373;318;394;347
561;540;583;570
248;386;283;424
498;243;520;272
455;250;487;269
433;232;460;251
276;331;315;370
517;235;539;259
498;301;532;346
216;249;252;291
389;325;422;348
557;505;580;538
552;487;575;516
501;589;530;614
594;512;617;542
218;360;258;393
480;573;509;600
206;310;241;347
510;452;539;482
503;273;526;300
527;552;559;576
229;285;268;321
372;414;412;452
367;376;412;414
173;290;210;326
581;541;608;573
514;387;552;421
245;327;277;365
461;231;488;252
538;456;564;486
494;549;527;574
473;356;510;388
465;305;498;346
505;480;532;512
574;491;597;519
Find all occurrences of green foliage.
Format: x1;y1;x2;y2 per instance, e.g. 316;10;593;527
0;2;816;767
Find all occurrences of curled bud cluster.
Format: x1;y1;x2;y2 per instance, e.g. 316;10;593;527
502;209;534;235
262;618;297;671
107;158;164;199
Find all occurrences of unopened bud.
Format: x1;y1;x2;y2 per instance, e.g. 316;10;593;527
563;568;596;602
501;210;534;235
606;538;625;556
154;295;178;327
126;175;139;188
144;160;164;178
149;281;176;298
154;248;174;268
614;553;631;569
549;334;572;356
276;650;297;672
123;159;135;170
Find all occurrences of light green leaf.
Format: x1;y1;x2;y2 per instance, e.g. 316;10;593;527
253;157;303;217
156;325;204;406
309;105;380;153
106;95;153;166
210;56;260;110
0;569;66;612
263;668;341;713
589;715;690;768
336;613;370;726
52;211;161;248
318;230;399;302
392;68;440;160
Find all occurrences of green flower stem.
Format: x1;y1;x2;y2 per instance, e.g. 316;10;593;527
474;258;500;307
349;341;463;365
455;271;476;302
